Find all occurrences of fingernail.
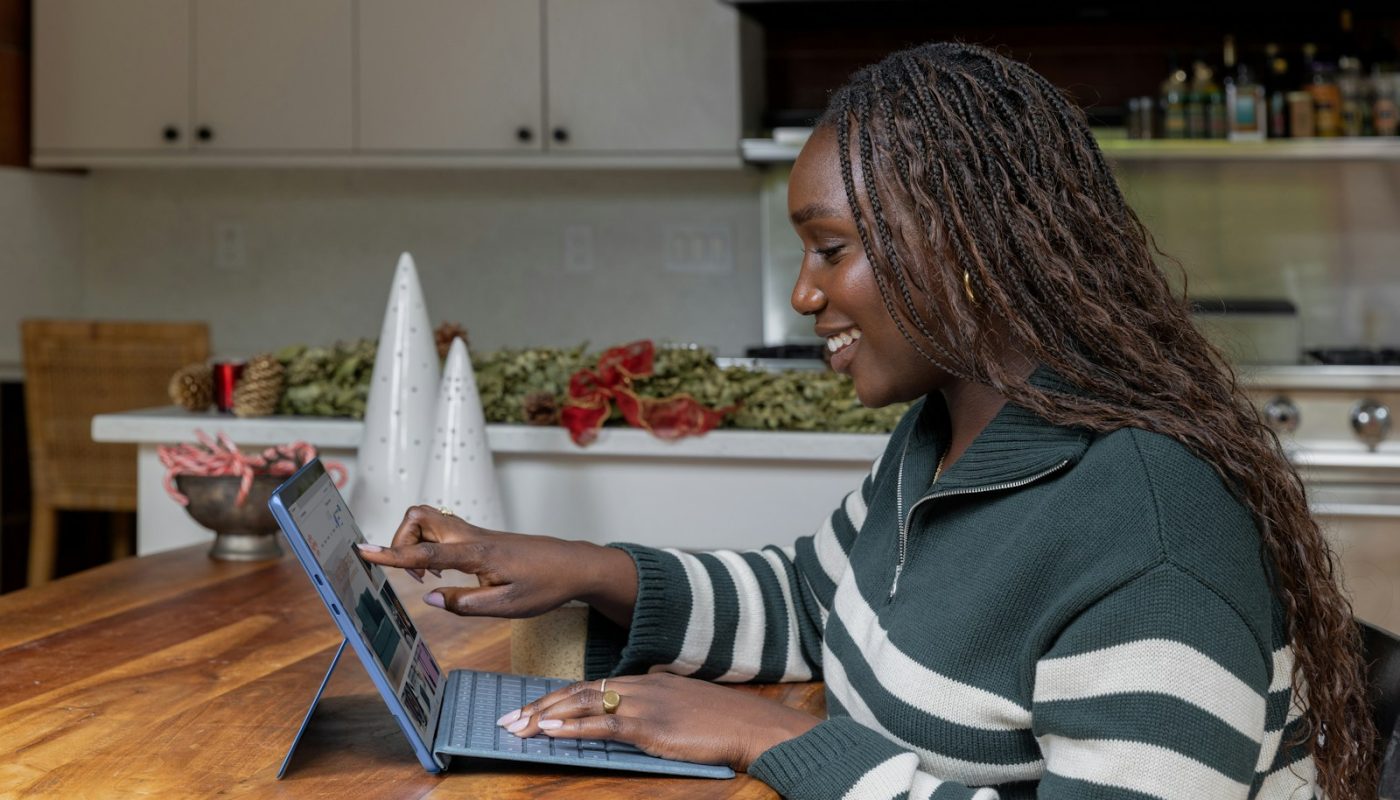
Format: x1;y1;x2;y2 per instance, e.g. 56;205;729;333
496;709;521;726
356;543;383;552
507;717;530;733
537;719;563;731
423;592;445;609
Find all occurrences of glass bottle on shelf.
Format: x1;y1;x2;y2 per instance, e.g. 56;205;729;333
1371;27;1399;137
1189;58;1225;139
1159;56;1189;140
1264;43;1291;138
1288;91;1316;138
1224;36;1266;141
1375;69;1399;137
1310;59;1344;137
1338;56;1365;136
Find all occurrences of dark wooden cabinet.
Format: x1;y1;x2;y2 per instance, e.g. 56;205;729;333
0;0;28;167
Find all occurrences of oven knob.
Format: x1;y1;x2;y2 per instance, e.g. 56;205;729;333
1263;396;1301;434
1350;400;1391;451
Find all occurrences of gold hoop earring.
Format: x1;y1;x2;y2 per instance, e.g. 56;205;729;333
963;271;977;305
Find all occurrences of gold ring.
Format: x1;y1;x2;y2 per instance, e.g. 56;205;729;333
602;689;621;714
438;506;454;517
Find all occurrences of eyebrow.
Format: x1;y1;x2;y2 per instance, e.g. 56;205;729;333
789;202;844;226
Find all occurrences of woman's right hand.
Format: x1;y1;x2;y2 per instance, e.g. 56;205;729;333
355;505;638;625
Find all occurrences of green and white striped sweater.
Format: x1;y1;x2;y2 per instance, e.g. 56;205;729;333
585;379;1316;800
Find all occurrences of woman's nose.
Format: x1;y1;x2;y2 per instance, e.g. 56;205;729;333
791;262;826;316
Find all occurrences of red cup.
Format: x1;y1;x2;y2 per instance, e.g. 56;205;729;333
212;361;245;413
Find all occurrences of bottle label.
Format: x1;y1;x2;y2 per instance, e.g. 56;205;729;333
1235;96;1257;127
1377;99;1399;137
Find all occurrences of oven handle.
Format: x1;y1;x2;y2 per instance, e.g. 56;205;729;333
1311;502;1400;519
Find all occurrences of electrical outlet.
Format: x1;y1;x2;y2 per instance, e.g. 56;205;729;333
214;222;246;271
664;224;733;274
563;224;595;273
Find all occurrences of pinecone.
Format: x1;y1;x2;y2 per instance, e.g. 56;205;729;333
435;322;470;360
522;391;560;426
233;354;286;418
168;363;214;411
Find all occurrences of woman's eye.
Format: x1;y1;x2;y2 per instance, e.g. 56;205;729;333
810;245;845;262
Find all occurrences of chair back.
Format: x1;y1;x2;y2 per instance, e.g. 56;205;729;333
1361;620;1400;798
22;320;210;511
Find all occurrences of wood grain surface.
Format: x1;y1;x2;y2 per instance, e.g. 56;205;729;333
0;546;825;798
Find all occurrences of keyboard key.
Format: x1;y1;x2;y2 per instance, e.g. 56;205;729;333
606;741;643;755
607;751;668;766
497;732;525;753
523;737;552;755
554;746;580;759
578;739;606;750
579;749;608;761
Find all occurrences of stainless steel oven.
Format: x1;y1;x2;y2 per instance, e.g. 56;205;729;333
1248;366;1400;632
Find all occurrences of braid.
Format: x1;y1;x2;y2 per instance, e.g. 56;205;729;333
816;41;1378;799
832;84;964;380
861;72;972;374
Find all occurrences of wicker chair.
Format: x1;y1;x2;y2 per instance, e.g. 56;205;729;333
22;320;209;586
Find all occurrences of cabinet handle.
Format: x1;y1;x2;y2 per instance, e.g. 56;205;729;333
162;125;181;143
516;127;534;143
197;126;214;142
552;127;569;144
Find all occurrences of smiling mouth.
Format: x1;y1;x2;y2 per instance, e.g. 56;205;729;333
825;328;862;356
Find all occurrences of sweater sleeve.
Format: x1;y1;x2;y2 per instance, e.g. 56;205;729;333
749;563;1293;800
583;453;884;683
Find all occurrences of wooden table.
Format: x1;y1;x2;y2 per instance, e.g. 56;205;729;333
0;546;825;798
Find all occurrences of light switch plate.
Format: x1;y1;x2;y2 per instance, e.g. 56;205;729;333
664;224;733;275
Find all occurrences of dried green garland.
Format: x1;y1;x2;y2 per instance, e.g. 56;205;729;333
276;340;907;434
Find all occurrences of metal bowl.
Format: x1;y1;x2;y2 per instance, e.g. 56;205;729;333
175;474;284;561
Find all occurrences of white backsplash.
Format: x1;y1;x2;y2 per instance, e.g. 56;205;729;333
0;168;85;370
2;158;1397;375
1117;159;1400;350
74;168;764;361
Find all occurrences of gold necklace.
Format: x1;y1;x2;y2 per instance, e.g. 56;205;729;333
933;451;948;484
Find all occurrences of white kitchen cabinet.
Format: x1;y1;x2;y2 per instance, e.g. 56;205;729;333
33;0;752;167
194;0;353;152
32;0;190;152
34;0;352;158
546;0;743;154
359;0;543;152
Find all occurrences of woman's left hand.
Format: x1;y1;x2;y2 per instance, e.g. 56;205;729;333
496;672;821;771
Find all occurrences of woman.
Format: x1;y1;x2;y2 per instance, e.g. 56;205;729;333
359;43;1375;798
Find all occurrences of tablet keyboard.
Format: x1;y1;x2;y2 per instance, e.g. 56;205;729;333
453;671;649;759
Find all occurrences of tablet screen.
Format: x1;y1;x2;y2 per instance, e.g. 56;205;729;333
285;469;446;741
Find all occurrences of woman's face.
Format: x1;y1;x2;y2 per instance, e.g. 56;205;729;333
788;126;947;408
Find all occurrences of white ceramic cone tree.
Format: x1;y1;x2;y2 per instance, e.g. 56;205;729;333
420;337;505;529
351;252;441;544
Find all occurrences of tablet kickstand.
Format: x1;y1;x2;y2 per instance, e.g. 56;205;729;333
277;639;348;780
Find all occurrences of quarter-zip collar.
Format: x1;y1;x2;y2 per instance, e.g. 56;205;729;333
898;367;1092;504
887;367;1092;600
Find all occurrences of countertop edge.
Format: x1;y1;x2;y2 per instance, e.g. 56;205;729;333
92;407;889;462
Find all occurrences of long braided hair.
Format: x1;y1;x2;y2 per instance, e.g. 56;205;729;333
818;42;1376;797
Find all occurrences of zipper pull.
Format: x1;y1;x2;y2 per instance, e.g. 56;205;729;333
888;563;903;600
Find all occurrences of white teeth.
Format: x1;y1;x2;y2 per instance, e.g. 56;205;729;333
826;328;862;353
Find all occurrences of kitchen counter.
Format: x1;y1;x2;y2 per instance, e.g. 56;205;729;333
93;407;887;556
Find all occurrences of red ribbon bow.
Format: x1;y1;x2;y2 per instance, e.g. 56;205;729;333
560;340;735;446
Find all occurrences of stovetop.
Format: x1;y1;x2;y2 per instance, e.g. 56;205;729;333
1305;348;1400;366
